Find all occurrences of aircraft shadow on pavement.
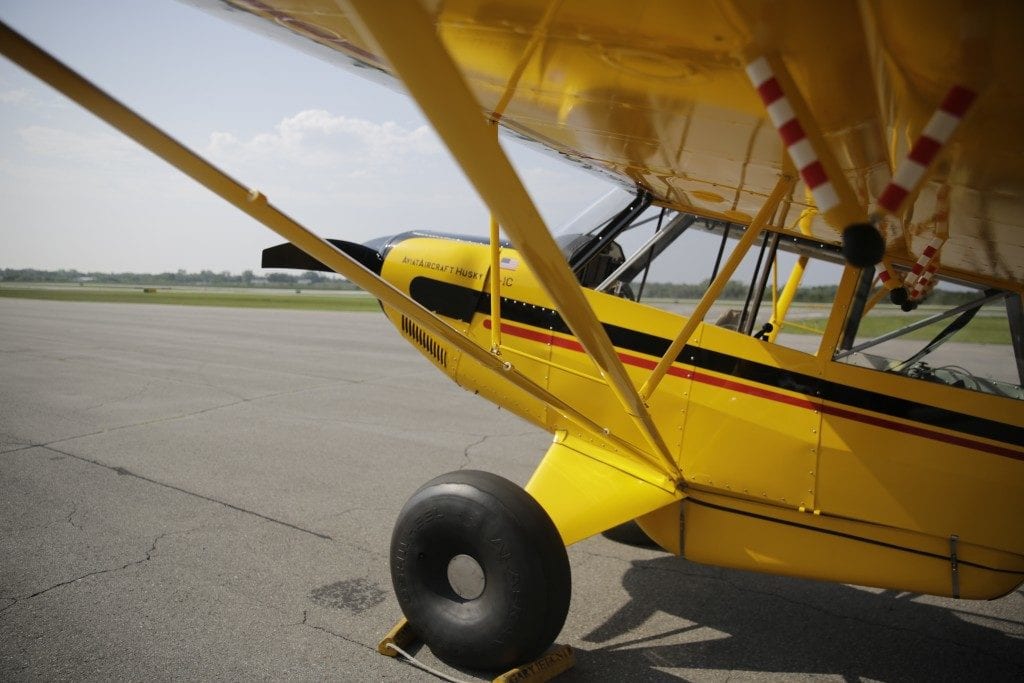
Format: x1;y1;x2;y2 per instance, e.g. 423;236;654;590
568;554;1024;682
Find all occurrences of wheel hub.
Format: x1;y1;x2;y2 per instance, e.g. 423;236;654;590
446;553;485;600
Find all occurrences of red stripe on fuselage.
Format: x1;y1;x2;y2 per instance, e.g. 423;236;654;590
484;318;1023;461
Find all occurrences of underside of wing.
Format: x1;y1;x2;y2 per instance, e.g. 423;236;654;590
205;0;1023;285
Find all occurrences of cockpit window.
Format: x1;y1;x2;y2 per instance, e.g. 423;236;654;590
554;188;651;287
836;274;1024;401
555;188;1024;396
553;187;637;243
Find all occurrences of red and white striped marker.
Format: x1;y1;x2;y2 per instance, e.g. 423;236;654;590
904;236;944;300
876;262;899;291
910;262;940;301
877;85;977;214
746;56;839;215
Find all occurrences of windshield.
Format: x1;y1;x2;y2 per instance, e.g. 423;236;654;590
551;188;652;289
553;187;636;242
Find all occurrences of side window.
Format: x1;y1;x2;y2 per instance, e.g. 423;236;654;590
835;274;1024;401
600;213;848;356
744;253;846;355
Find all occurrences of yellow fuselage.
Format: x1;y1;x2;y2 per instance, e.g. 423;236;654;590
379;234;1024;600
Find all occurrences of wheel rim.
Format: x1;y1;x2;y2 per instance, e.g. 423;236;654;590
446;553;485;600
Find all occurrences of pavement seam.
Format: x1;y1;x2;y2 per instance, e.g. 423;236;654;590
40;444;334;541
17;338;368;387
34;381;365;452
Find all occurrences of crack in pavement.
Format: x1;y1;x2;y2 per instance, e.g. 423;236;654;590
0;531;170;618
0;444;38;456
66;505;82;531
297;609;376;655
16;339;367;388
3;505;81;534
458;430;546;470
4;388;539;461
42;445;333;541
459;435;491;470
84;379;161;413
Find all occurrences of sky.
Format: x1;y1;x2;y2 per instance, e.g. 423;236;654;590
0;0;616;275
0;0;842;288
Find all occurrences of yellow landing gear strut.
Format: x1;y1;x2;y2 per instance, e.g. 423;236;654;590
378;618;575;683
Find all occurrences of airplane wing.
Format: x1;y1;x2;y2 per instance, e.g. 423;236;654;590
199;0;1023;285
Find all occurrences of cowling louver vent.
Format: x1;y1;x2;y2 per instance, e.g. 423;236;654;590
401;316;447;367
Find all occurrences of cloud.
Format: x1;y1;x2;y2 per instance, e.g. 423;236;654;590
0;77;74;112
4;122;204;207
2;100;616;272
205;109;442;170
196;108;481;223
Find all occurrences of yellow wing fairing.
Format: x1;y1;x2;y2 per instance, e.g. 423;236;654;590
525;434;681;548
223;0;385;69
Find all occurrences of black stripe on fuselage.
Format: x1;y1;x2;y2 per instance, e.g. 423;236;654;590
406;277;1023;448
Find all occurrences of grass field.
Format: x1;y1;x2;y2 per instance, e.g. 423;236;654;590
786;314;1011;345
1;285;1012;344
0;286;380;312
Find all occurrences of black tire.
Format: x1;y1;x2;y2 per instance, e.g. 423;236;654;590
389;470;571;671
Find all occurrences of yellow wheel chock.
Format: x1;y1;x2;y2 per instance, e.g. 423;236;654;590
378;618;575;682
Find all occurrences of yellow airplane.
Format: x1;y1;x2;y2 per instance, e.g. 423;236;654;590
3;0;1022;673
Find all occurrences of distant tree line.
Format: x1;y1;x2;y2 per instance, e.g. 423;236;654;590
1;268;981;304
642;279;978;305
0;268;361;290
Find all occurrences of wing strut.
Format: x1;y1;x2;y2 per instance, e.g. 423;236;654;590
0;19;671;480
744;54;890;269
341;0;677;477
487;212;503;353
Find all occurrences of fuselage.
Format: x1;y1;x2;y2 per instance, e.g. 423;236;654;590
368;230;1024;600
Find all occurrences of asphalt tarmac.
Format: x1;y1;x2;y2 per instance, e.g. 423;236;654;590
2;298;1022;681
